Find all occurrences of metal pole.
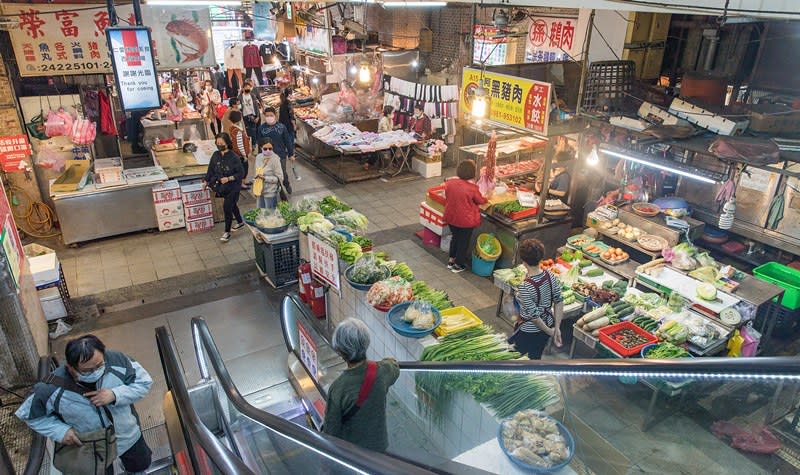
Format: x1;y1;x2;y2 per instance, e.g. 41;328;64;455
132;0;144;26
106;0;118;27
576;9;595;116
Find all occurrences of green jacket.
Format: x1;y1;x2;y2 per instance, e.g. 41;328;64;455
323;358;400;452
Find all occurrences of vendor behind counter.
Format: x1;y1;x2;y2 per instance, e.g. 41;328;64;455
537;150;575;201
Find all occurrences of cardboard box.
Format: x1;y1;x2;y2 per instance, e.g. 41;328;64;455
157;214;186;231
152;180;182;204
52;160;91;192
184;202;213;220
23;243;59;287
180;182;212;206
154;200;184;218
186;216;214;233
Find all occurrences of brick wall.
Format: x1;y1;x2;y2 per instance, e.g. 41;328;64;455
369;5;428;50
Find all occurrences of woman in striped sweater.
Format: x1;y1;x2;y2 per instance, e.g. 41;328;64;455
228;110;252;190
508;238;564;359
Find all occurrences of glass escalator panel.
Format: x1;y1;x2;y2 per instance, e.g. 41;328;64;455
391;364;800;475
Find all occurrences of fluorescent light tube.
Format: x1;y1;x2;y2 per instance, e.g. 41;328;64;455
601;148;718;184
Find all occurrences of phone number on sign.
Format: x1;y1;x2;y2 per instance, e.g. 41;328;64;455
31;62;111;73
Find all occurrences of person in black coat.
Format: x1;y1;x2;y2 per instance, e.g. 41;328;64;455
204;132;245;242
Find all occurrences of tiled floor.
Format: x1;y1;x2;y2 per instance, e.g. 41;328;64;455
52;160;462;300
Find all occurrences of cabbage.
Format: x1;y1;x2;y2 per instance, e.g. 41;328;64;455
696;283;718;301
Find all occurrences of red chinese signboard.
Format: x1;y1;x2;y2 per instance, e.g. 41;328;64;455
525;16;580;63
308;233;341;294
0;135;32;173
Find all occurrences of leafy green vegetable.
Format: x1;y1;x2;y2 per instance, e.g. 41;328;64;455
319;195;351;216
645;342;690;359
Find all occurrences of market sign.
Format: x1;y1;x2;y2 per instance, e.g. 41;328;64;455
107;28;160;111
524;16;581;63
461;67;552;135
308;233;340;294
297;322;319;382
3;4;215;77
0;135;32;173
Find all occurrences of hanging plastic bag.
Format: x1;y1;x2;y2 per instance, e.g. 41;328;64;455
740;322;761;357
49;319;72;339
727;329;744;357
70;118;96;145
188;124;202;143
35;144;68;171
45;107;75;137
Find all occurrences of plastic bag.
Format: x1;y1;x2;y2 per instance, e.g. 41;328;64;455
70;118;96;145
49;319;72;339
501;292;520;319
671;251;698;271
689;266;718;283
696;252;717;268
740;322;761;357
188;125;202;143
350;253;387;285
727;329;744;357
45;107;74;137
35;144;68;171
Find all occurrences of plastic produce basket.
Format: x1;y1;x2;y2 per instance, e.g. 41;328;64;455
476;233;502;261
598;321;658;357
753;262;800;310
255;238;300;287
435;306;483;337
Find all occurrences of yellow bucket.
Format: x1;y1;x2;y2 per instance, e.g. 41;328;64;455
476;233;501;261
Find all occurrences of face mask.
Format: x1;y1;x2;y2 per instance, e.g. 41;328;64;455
244;88;251;93
415;112;423;118
217;145;227;152
265;117;276;125
77;365;105;383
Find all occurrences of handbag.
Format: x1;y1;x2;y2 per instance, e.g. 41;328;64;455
46;374;118;475
215;103;228;120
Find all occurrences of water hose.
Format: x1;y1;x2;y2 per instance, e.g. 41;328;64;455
5;184;61;238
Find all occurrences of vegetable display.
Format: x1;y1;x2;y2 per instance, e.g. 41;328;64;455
319;195;351;216
391;262;414;281
255;212;286;230
277;201;303;225
348;254;389;285
696;282;718;301
501;411;571;468
338;241;363;265
297;212;334;234
411;281;453;310
644;342;690;359
417;326;559;422
401;302;437;330
367;276;413;308
493;264;528;288
608;328;650;349
352;235;372;250
329;209;369;231
243;209;260;222
494;201;529;215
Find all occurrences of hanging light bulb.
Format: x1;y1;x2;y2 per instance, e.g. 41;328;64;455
586;146;599;166
411;59;419;69
349;65;358;76
359;61;371;83
311;76;320;85
471;87;488;120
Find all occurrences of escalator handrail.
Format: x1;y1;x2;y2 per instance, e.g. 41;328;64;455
22;356;58;475
282;292;799;379
155;326;256;475
190;316;438;475
397;356;800;378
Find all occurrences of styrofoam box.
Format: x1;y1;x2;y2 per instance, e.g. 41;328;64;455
419;201;446;235
23;243;59;287
157;215;186;231
180;182;212;206
39;287;68;321
186;216;214;233
184;202;213;220
412;158;442;178
152;180;182;204
154;200;184;218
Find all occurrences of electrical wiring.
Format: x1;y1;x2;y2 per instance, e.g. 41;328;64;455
5;184;60;239
606;0;800;17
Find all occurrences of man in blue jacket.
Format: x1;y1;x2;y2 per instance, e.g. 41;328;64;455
16;335;153;474
258;106;294;194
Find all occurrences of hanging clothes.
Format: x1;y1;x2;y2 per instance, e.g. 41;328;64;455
98;90;116;135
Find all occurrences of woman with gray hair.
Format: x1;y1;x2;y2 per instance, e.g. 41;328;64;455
323;318;399;452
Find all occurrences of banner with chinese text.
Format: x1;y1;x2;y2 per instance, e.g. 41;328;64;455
3;4;214;77
460;67;551;135
525;16;580;63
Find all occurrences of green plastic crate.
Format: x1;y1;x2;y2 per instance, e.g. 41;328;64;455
753;262;800;310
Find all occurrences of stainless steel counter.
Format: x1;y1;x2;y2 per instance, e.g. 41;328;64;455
52;182;159;245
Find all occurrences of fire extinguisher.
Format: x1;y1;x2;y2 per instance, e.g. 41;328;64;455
308;279;327;319
297;261;312;302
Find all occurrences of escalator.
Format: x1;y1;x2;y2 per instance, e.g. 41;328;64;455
159;294;800;475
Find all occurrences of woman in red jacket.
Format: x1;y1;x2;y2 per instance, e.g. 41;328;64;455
444;160;487;273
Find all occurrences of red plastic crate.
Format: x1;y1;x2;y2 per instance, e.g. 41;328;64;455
507;207;539;220
427;185;446;206
598;321;657;357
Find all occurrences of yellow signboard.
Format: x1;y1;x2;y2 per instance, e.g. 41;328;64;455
460;67;552;135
